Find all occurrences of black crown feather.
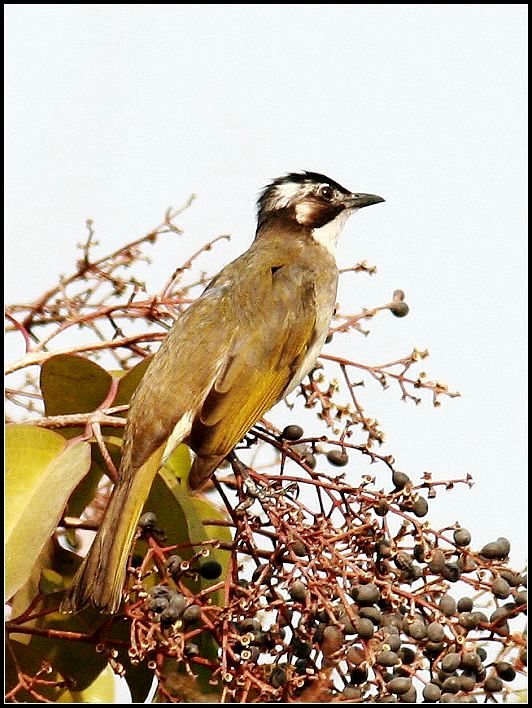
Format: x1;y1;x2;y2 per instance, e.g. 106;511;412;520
256;171;350;216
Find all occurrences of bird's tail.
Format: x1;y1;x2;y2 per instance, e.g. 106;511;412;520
188;453;225;490
60;454;161;614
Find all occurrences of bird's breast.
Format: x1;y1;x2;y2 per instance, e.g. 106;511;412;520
285;272;337;394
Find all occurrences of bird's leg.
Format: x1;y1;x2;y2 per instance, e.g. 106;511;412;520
227;451;251;480
227;451;272;504
228;451;298;507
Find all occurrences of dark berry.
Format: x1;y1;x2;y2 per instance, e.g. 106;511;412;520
412;497;429;517
453;528;471;546
326;449;349;466
281;425;304;441
288;580;307;602
199;560;223;579
160;606;182;628
289;540;308;557
491;576;511;599
149;596;169;613
138;512;157;529
461;652;482;671
423;683;442;701
355;617;375;640
322;625;344;656
291;637;312;659
350;666;368;684
398;647;416;664
442;563;461;582
386;677;412;695
427;621;445;642
270;666;287;688
442;676;460;694
495;662;516;681
182;604;202;623
484;676;503;693
480;538;510;560
441;652;461;673
375;500;389;516
457;597;473;612
165;554;183;576
428;550;446;573
168;592;187;616
357;583;381;605
390;302;409;318
377;650;400;667
439;594;457;616
405;618;427;640
359;606;382;625
392;471;411;490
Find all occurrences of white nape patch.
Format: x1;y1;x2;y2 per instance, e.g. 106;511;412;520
269;181;310;210
312;210;355;257
162;410;195;464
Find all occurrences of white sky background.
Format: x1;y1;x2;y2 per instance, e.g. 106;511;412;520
5;0;527;577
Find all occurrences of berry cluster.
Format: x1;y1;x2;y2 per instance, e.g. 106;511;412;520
127;430;526;703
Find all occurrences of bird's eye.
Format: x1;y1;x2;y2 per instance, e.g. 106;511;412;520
319;184;334;201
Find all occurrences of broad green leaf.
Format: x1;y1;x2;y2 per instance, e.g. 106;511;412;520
66;665;116;703
122;662;154;704
15;545;111;692
111;620;155;703
65;457;104;519
139;459;202;565
114;356;153;408
29;609;110;692
5;425;91;600
164;441;193;485
192;497;232;596
101;356;153;438
40;354;113;439
6;638;71;702
9;542;56;645
9;541;82;644
66;440;122;518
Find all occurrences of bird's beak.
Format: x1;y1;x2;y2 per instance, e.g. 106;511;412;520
342;193;385;209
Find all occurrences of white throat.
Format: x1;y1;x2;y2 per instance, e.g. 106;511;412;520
311;210;354;258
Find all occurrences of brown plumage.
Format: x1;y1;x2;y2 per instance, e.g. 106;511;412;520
61;172;384;613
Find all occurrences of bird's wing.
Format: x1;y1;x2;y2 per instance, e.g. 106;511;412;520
189;261;318;474
123;253;319;490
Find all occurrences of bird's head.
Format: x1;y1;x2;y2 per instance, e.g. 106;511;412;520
257;171;384;233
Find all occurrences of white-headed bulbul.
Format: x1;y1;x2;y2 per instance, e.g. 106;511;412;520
61;171;384;613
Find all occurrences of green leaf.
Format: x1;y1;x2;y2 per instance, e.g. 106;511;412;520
114;356;152;408
139;457;202;565
164;440;193;485
29;608;110;692
65;440;122;518
10;543;111;692
40;354;113;438
140;449;230;590
9;541;83;644
66;665;116;703
192;496;232;599
122;662;154;704
6;638;71;702
5;425;91;600
101;356;153;438
9;542;57;645
110;619;155;703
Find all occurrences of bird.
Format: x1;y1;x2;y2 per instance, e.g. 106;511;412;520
61;171;384;614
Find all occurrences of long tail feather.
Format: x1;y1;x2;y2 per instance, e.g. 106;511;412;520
60;453;161;614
